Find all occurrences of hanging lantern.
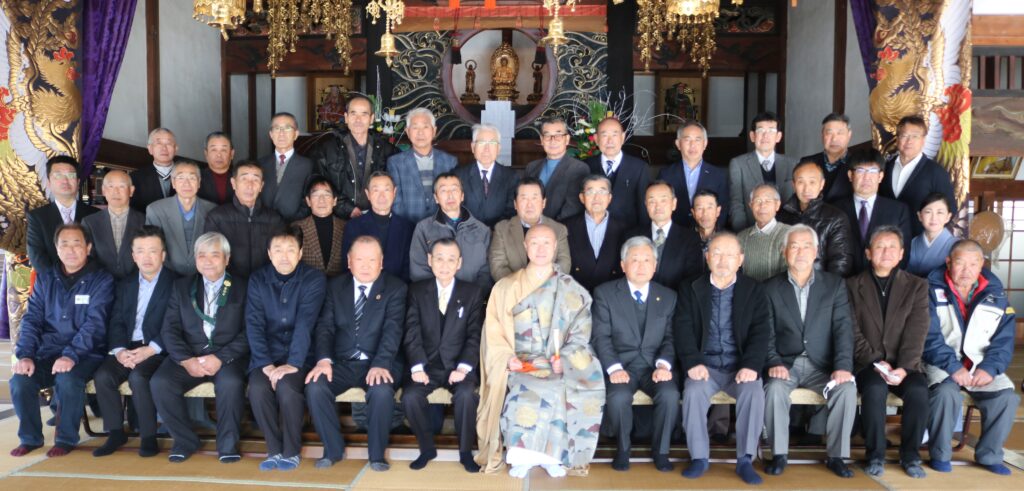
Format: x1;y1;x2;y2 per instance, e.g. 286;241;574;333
541;16;568;52
376;30;400;66
192;0;247;40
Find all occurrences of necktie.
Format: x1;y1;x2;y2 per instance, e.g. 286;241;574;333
354;285;367;327
605;160;614;175
439;288;449;315
858;199;869;239
278;154;287;183
60;207;73;225
654;228;666;258
761;159;772;171
481;170;490;196
634;290;644;305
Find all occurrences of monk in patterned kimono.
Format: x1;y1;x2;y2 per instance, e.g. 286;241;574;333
476;224;605;478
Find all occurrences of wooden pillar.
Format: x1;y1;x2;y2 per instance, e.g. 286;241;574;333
146;0;160;130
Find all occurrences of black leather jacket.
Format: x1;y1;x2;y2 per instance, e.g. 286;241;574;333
306;130;398;218
203;198;286;279
777;195;854;278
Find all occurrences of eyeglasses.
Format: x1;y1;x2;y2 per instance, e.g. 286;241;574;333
541;133;568;141
753;127;779;135
270;125;296;133
853;167;881;175
474;140;499;147
583;189;610;196
897;133;924;141
751;198;779;206
173;174;199;183
309;191;335;200
50;172;77;181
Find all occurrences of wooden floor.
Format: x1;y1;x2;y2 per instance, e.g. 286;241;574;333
1;345;1023;490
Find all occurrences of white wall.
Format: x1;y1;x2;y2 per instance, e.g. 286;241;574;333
785;0;834;157
103;1;148;148
975;0;1024;15
255;74;272;156
229;74;249;160
274;76;308;134
707;76;745;138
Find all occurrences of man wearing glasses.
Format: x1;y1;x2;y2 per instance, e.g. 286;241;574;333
27;156;100;275
659;120;729;230
258;112;313;222
880;115;957;237
454;123;518;228
728;112;797;231
524;116;589;221
145;161;217;276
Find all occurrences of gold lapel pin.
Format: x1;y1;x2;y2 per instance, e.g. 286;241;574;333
375;294;382;300
656;297;661;302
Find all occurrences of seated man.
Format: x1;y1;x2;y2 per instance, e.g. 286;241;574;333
848;225;930;478
305;236;407;472
565;174;627;291
763;224;856;478
633;181;702;290
777;160;854;277
924;240;1020;475
489;178;571;281
401;239;484;472
92;226;179;457
152;232;250;463
11;224;114;457
477;224;604;477
737;184;790;281
674;232;768;485
293;176;347;277
341;171;414;281
591;236;678;472
246;228;327;471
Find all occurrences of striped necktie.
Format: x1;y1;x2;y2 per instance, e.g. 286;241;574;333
354;285;367;326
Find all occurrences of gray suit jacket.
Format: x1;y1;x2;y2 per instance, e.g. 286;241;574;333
259;152;314;222
144;196;216;276
488;217;571;281
81;208;145;281
525;156;590;221
591;278;677;373
764;270;854;373
728;151;797;231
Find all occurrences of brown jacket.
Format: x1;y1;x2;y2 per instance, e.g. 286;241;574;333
293;215;346;277
847;269;930;373
488;216;571;282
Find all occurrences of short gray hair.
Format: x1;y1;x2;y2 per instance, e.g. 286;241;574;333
194;231;231;257
405;107;436;127
749;183;781;202
170;160;201;180
620;235;658;263
707;231;742;254
472;123;500;143
949;239;984;259
784;224;819;250
148;127;175;145
580;174;612;194
675;120;708;141
868;224;904;248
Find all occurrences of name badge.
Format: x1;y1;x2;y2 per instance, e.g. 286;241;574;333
75;295;90;305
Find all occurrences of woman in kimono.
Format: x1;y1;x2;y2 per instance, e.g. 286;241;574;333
476;224;605;478
907;193;956;277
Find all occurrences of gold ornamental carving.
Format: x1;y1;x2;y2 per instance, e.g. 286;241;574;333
488;41;520;103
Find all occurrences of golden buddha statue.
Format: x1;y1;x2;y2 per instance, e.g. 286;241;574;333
487;40;520;103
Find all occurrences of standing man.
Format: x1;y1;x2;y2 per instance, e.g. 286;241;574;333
305;236;407;472
777;161;854;277
131;128;178;211
488;178;571;281
341;172;414;281
198;131;236;205
634;181;702;290
27;156;99;274
145;161;217;276
565;175;628;291
673;232;768;485
880;115;957;237
591;236;678;472
204;161;286;279
83;170;145;280
454;123;519;227
762;224;856;478
524;117;590;221
658;120;729;229
585;117;650;225
401;239;483;472
800;113;854;202
389;108;458;223
309;95;398;219
260;112;314;222
91;226;178;458
729;112;797;231
737;184;791;281
152;232;250;463
408;173;492;289
10;224;114;458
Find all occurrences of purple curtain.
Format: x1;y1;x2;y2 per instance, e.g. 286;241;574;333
849;0;878;89
80;0;139;178
0;257;7;339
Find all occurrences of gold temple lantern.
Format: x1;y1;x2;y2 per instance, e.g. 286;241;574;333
192;0;246;41
541;16;568;52
376;31;400;67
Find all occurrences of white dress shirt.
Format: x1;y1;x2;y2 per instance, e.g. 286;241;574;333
605;280;672;374
891;153;923;197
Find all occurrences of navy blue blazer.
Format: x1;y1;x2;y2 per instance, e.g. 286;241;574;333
585;153;652;226
880;155;957;237
316;273;407;372
658;161;729;230
245;262;326;372
454;162;519;228
341;212;414;281
106;267;178;352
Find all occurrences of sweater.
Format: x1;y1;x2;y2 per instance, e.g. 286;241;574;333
737;221;791;282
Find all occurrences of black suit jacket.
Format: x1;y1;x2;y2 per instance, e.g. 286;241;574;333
658;161;729;230
763;271;854;373
403;279;484;376
259;152;314;222
633;222;703;291
106;268;178;351
26;201;99;273
585;153;651;226
162;274;249;365
565;213;627;291
674;273;770;372
880;155;957;236
130;164;174;212
316;273;407;371
197;167;235;205
592;279;677;373
81;208;146;280
801;152;853;203
524;156;589;221
833;195;912;274
454;162;519;228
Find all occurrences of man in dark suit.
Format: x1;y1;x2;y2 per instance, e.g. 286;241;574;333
130;128;178;212
341;171;414;281
91;226;178;457
82;170;145;280
832;149;912;274
592;236;678;472
198;132;235;205
401;239;483;472
658;120;729;229
524;117;589;221
880;115;957;237
565;175;627;291
260;112;313;222
674;232;769;484
762;224;856;478
800;113;854;203
454;123;518;227
633;181;702;290
27;156;99;274
305;236;407;472
151;232;250;463
585;117;650;226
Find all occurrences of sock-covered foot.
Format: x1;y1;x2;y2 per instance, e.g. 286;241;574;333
369;460;391;472
509;465;531;479
219;454;241;464
459;451;480;473
612;451;630;471
10;444;42;457
409;449;437;470
826;457;853;478
138;436;159;458
736;456;763;485
315;457;340;469
277;455;300;471
259;454;281;471
929;459;952;473
865;459;885;476
46;444;73;457
902;460;926;479
652;453;674;472
765;454;787;475
168;453;190;463
682;458;708;479
981;463;1012;476
92;430;128;457
542;464;566;478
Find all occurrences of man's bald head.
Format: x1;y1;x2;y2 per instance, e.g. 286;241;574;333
102;169;135;210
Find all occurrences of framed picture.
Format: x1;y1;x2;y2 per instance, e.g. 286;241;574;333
655;72;707;134
307;74;358;132
972;156;1022;180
